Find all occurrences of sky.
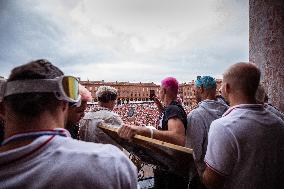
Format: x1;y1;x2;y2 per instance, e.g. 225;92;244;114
0;0;249;83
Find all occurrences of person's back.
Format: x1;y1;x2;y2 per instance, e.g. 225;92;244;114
79;86;123;147
0;135;137;189
0;60;137;189
206;105;284;189
186;76;228;178
186;99;228;175
203;62;284;189
80;108;123;146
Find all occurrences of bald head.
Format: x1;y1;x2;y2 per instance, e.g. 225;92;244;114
223;62;261;98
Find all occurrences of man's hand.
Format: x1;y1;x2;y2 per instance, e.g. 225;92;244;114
118;124;139;140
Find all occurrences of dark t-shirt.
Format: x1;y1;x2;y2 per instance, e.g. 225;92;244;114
160;100;187;131
155;101;189;189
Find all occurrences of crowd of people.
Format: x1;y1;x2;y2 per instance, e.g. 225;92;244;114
0;59;284;189
87;101;193;128
113;103;160;127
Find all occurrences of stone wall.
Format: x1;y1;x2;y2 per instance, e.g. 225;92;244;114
249;0;284;112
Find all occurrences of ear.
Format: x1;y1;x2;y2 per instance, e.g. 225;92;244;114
60;101;69;113
224;83;231;94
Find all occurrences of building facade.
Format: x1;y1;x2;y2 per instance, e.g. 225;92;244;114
80;79;222;106
80;80;161;104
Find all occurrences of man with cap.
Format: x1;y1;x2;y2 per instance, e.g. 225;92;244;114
0;59;138;189
118;77;188;189
186;76;228;187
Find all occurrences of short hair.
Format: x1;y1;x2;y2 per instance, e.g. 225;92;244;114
223;62;261;98
161;77;179;94
96;86;117;103
5;59;64;118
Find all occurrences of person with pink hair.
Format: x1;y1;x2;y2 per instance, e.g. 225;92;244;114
66;84;93;139
118;77;188;189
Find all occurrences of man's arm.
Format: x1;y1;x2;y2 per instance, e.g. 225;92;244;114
203;166;225;189
202;120;236;189
153;118;185;146
118;117;185;146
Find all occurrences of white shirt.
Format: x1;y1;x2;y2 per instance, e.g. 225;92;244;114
0;135;138;189
205;104;284;189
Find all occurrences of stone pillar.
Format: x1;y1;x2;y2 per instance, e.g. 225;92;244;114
249;0;284;112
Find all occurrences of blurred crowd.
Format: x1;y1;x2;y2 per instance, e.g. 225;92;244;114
87;103;193;128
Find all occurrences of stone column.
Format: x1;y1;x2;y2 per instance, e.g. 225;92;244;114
249;0;284;112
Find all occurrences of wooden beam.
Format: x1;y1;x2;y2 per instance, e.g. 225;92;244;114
98;124;195;176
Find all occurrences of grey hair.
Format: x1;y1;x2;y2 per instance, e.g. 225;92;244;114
96;86;117;98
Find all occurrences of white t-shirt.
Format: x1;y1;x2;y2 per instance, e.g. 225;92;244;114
205;104;284;189
0;135;138;189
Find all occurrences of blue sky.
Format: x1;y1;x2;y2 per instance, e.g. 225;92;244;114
0;0;248;83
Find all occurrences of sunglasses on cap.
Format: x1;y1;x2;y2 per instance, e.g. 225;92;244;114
2;76;81;105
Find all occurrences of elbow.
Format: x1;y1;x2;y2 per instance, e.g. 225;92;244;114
202;175;214;189
202;167;225;189
202;174;211;189
177;135;185;146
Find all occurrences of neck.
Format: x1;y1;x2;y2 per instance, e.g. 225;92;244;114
0;112;62;152
4;111;62;139
202;92;216;101
164;96;175;106
99;102;112;110
229;93;257;107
